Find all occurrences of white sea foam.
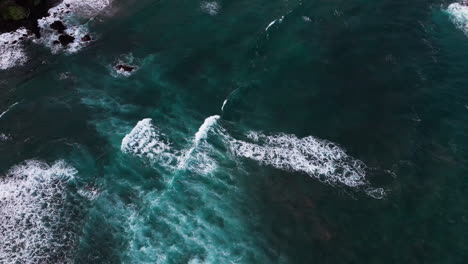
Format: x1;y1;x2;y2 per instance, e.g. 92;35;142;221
121;117;384;196
121;118;178;167
447;3;468;34
230;132;371;188
0;29;30;70
77;186;100;200
201;1;221;16
122;116;221;175
0;133;10;142
0;160;78;263
0;102;19;119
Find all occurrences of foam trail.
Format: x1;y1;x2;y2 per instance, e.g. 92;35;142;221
446;3;468;35
0;160;78;263
0;102;19;119
221;99;227;111
121;117;384;196
230;131;384;195
265;16;284;31
221;88;239;112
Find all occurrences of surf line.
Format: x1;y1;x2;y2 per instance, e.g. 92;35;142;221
221;88;239;112
265;16;284;31
0;102;19;119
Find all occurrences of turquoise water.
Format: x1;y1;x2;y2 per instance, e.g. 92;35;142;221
1;0;468;263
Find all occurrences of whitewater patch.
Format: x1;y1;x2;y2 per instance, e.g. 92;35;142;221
446;3;468;35
0;29;31;70
121;118;179;168
0;160;78;263
230;131;384;196
200;1;221;16
178;115;220;174
122;116;221;175
35;0;113;53
0;133;10;142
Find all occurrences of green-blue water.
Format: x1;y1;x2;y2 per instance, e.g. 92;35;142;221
1;0;468;263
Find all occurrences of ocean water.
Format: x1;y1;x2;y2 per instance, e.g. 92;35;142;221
1;0;468;263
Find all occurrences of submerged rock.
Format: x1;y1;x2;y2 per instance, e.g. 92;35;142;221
50;20;66;33
81;34;91;42
58;34;74;46
115;64;135;72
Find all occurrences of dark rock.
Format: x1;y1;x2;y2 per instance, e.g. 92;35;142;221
58;34;74;46
115;64;135;72
50;20;66;33
81;34;91;42
52;40;60;45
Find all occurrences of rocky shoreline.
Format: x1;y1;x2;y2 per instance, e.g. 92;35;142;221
0;0;114;70
0;0;61;37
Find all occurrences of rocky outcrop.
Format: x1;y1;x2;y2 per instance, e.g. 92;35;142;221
58;33;74;46
50;20;66;33
115;64;135;72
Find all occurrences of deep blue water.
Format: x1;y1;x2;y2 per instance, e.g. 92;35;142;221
1;0;468;263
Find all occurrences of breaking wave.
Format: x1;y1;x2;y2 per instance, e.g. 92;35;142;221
446;3;468;35
0;160;78;263
121;116;385;197
122;116;221;176
121;118;179;168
